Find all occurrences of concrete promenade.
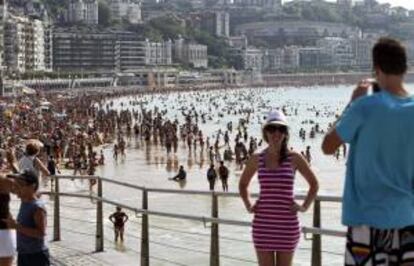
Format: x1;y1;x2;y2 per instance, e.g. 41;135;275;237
48;237;137;266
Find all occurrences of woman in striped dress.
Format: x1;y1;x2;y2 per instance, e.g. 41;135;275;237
239;110;319;266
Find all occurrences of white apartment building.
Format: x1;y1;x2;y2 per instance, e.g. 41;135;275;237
4;15;28;73
242;47;263;71
227;35;248;49
31;19;46;71
173;38;208;68
263;48;283;71
68;0;98;25
262;46;300;71
4;15;47;73
316;37;355;67
351;38;375;68
110;0;142;24
146;40;172;65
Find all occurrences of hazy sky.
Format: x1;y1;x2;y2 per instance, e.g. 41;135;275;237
284;1;414;10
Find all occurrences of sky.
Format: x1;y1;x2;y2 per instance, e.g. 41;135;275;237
284;1;414;10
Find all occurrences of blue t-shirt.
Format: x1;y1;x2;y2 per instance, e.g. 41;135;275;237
336;90;414;229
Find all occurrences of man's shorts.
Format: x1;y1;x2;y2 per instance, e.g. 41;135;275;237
345;225;414;266
18;249;50;266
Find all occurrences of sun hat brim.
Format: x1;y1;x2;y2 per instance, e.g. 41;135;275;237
263;120;289;129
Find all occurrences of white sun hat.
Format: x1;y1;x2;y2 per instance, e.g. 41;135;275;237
263;110;288;128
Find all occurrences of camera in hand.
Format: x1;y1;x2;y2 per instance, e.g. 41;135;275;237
372;82;381;93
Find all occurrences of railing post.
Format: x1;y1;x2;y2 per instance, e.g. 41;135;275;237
210;193;219;266
311;199;322;266
53;176;60;241
141;188;149;266
95;177;104;252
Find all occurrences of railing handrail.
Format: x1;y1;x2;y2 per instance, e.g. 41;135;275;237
41;191;346;238
50;174;342;202
46;174;344;266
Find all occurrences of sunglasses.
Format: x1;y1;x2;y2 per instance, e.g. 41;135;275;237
265;125;287;133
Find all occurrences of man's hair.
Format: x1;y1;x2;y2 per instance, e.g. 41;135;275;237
372;38;408;75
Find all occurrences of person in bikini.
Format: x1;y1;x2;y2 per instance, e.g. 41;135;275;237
109;206;129;242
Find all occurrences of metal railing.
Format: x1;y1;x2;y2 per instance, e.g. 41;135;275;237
42;175;346;266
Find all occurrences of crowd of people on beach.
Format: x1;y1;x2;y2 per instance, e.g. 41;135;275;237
1;37;414;266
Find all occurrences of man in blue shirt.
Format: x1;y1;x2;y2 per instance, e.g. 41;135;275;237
322;38;414;265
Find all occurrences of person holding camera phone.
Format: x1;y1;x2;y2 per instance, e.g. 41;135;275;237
322;38;414;265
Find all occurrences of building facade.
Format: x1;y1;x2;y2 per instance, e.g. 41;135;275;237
316;37;354;67
52;29;171;72
242;47;263;71
68;0;99;25
44;25;53;71
351;38;375;69
146;40;172;66
110;0;142;24
27;19;47;71
234;0;281;10
52;29;119;72
227;35;248;49
191;11;229;37
0;0;6;70
4;15;28;73
173;38;208;68
262;46;300;71
299;47;331;68
117;32;147;71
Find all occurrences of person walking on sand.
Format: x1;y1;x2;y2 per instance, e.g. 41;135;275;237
207;164;217;191
239;110;318;266
218;161;229;192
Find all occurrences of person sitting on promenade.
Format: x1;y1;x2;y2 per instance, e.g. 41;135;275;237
109;206;129;243
322;38;414;266
2;170;50;266
171;165;186;181
239;110;319;266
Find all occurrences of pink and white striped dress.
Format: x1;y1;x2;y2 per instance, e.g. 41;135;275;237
252;151;300;252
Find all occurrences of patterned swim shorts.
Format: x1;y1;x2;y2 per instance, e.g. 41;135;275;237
345;225;414;266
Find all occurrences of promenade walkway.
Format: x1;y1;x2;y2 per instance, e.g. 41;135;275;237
49;236;137;266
